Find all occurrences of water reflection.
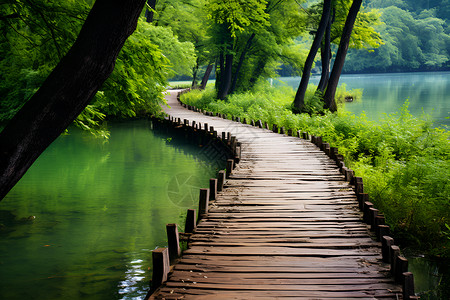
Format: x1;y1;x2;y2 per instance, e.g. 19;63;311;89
408;255;450;299
0;119;225;299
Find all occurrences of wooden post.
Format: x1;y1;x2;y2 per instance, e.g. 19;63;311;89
272;124;278;133
315;136;322;148
242;118;247;124
198;188;210;218
236;116;241;123
226;159;234;178
395;256;408;283
378;225;390;242
382;236;395;263
235;145;241;164
184;119;188;126
185;209;196;233
390;245;401;274
287;129;293;136
369;207;379;228
302;132;308;140
323;143;330;156
359;193;369;211
151;248;170;292
257;120;263;128
217;170;226;192
374;215;385;232
251;120;255;126
222;132;226;142
166;223;181;263
344;168;354;182
265;122;269;130
280;127;285;134
403;272;415;300
355;177;363;195
363;201;373;224
230;136;237;153
209;178;217;201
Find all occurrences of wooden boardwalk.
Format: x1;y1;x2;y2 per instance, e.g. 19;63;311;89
150;90;404;299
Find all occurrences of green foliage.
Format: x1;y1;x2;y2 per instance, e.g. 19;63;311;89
345;1;450;72
94;20;195;119
1;1;196;135
206;0;270;38
181;85;450;256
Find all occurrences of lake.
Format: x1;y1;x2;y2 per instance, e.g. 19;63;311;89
0;119;224;299
277;71;450;127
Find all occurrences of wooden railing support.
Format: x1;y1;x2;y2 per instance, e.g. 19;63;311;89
198;188;210;219
166;224;181;263
382;236;395;263
185;209;196;233
209;178;217;201
217;170;226;192
150;248;170;293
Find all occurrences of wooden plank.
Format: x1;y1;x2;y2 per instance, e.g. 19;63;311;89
148;91;403;299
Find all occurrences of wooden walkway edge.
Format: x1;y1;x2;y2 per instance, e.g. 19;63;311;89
148;90;416;299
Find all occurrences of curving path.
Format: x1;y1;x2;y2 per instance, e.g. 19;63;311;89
150;90;402;299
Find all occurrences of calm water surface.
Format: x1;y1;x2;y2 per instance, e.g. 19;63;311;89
278;71;450;127
0;119;223;299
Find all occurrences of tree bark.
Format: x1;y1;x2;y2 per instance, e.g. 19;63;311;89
323;0;362;112
217;54;233;100
293;0;332;113
248;58;267;90
200;63;213;89
145;0;157;23
0;0;147;201
317;10;332;93
229;33;256;94
191;57;200;88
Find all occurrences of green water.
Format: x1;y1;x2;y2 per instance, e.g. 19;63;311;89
278;71;450;127
0;119;223;299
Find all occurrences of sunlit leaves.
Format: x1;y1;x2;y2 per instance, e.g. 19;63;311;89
206;0;270;37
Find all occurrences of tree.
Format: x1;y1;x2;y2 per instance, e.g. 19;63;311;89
0;0;147;201
291;0;381;113
208;0;306;99
293;0;332;113
323;0;362;111
344;4;449;73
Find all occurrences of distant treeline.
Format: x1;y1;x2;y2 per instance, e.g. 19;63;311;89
279;0;450;76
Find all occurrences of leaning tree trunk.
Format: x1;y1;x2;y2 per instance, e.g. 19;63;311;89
0;0;147;201
191;57;200;88
317;11;332;93
323;0;362;112
293;0;332;113
229;33;255;94
145;0;157;23
217;54;233;100
200;63;213;89
248;58;267;90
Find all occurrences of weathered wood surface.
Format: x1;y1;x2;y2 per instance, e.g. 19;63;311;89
150;90;402;299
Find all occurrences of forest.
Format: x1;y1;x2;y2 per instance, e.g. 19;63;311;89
0;0;449;257
1;0;449;126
